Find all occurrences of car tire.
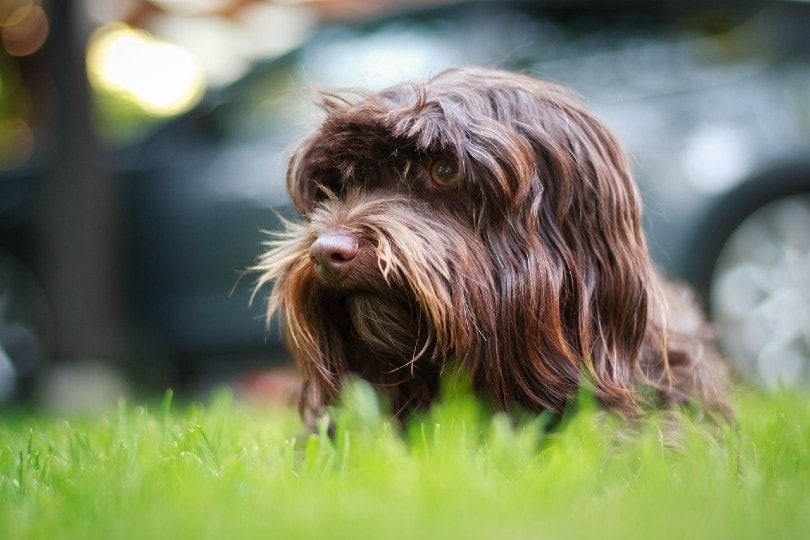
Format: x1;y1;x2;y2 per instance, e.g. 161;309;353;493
691;164;810;387
0;249;52;402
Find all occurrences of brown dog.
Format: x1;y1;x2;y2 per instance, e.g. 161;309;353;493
253;67;728;426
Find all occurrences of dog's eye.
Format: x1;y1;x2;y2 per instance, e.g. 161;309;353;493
430;158;459;186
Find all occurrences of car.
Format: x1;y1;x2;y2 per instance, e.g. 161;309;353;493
2;0;809;396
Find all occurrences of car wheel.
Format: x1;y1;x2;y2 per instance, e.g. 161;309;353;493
709;194;810;387
0;249;52;402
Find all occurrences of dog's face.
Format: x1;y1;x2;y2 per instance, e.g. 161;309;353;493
254;67;726;422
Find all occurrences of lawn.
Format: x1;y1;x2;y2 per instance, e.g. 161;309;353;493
1;380;808;539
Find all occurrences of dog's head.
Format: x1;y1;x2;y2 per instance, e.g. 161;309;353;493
254;67;725;422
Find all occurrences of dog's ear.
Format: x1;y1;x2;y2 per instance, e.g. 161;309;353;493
286;132;323;215
285;91;363;215
520;81;656;415
454;72;657;416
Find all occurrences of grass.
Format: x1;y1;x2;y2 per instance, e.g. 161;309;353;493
1;380;808;540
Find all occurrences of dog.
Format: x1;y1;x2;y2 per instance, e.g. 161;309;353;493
253;67;729;427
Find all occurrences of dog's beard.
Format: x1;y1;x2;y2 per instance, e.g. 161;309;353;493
254;189;496;418
344;293;428;364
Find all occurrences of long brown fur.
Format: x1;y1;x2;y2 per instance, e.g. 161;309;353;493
253;67;729;425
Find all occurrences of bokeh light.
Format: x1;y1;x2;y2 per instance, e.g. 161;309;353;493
0;0;48;57
86;22;206;117
0;117;33;170
150;0;231;15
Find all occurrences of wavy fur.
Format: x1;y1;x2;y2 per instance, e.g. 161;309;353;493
253;67;728;424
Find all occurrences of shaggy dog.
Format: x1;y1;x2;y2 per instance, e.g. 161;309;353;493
253;67;728;426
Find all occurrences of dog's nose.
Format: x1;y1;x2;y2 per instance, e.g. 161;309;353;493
309;232;359;282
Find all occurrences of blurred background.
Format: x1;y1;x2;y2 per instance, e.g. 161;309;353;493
0;0;809;411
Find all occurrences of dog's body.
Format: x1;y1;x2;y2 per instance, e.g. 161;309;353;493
254;67;728;425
